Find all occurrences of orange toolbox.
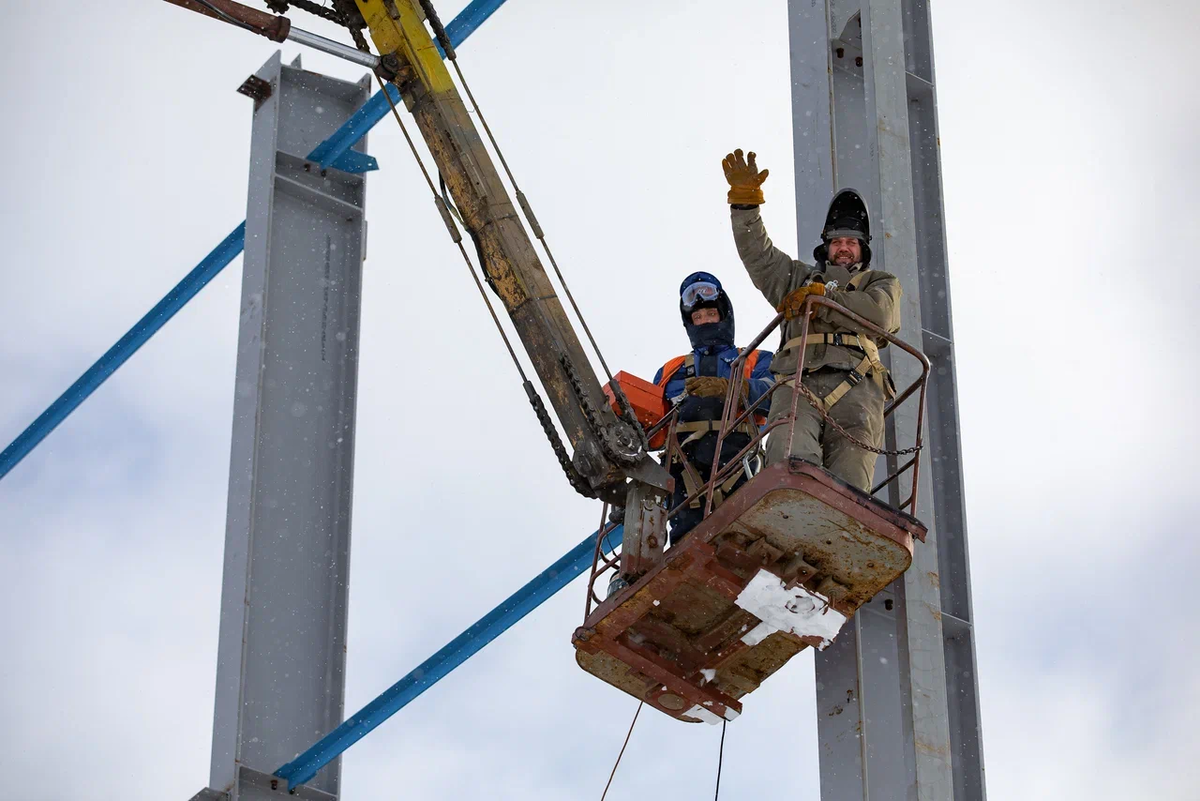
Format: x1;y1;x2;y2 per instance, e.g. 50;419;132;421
603;371;669;448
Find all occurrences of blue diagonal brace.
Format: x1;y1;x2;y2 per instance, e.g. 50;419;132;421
0;0;514;481
307;83;399;173
0;224;246;479
327;148;379;174
445;0;510;46
275;524;624;789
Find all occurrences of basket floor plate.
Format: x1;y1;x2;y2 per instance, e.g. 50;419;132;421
573;461;924;722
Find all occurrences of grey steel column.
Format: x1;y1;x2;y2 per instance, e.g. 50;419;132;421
789;2;986;799
205;52;370;801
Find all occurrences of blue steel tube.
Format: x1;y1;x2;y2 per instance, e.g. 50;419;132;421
0;224;246;479
0;0;514;481
310;0;510;171
275;524;624;789
445;0;511;45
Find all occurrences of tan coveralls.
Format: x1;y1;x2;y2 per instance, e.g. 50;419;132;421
731;207;902;492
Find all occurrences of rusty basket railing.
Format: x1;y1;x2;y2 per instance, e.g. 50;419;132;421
584;296;931;616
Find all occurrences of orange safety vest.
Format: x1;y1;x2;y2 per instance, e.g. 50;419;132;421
656;350;767;429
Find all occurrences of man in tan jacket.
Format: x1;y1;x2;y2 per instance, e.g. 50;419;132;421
721;149;901;493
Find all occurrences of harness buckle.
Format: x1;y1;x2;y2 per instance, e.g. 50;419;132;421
831;332;844;347
846;370;864;386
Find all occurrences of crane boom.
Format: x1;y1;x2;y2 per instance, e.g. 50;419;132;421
352;0;666;497
159;0;669;500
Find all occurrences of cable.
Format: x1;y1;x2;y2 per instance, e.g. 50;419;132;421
422;4;614;384
454;59;615;383
391;0;654;464
373;72;527;383
600;701;643;801
714;720;727;800
454;78;658;449
373;69;597;497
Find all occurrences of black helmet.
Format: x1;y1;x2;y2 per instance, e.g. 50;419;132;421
812;188;872;267
678;271;735;350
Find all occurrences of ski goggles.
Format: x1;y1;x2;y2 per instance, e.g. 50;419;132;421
680;281;722;311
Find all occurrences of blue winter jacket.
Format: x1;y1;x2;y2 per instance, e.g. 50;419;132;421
652;344;775;421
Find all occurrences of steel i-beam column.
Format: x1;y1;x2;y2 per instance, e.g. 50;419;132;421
202;53;371;801
789;1;986;799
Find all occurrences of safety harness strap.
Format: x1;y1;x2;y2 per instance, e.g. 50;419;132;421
675;419;717;448
779;330;885;412
677;456;744;510
814;353;875;410
678;458;704;508
674;418;759;447
713;469;744;507
781;331;880;359
659;349;763;392
658;349;767;432
656;354;692;391
847;271;870;291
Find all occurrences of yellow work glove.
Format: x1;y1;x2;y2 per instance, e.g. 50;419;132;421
685;376;730;399
776;283;826;320
722;149;769;205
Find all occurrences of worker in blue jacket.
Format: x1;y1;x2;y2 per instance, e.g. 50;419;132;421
653;272;775;544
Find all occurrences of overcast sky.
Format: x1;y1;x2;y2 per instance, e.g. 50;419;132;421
2;1;1198;799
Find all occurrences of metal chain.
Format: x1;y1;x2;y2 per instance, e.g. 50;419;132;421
417;0;645;466
561;355;616;456
418;0;619;389
328;0;372;53
342;9;612;498
347;22;370;52
266;0;342;23
277;0;370;49
561;355;642;468
370;69;597;498
793;380;922;457
526;383;597;498
608;381;651;452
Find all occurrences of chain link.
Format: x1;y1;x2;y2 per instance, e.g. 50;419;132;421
561;355;643;468
266;0;344;23
792;379;923;457
328;1;632;496
347;23;370;52
273;0;371;51
525;383;597;498
609;381;651;452
370;67;598;500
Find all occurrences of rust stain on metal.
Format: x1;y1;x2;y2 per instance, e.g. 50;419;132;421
574;302;932;720
574;461;925;722
916;739;952;758
166;0;291;41
236;74;272;103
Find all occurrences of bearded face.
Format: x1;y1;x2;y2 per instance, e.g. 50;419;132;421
827;236;862;266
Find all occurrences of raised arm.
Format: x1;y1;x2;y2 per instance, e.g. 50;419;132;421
723;150;812;307
731;207;809;308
